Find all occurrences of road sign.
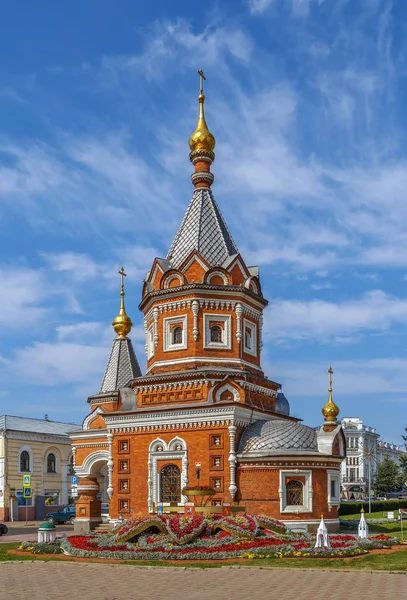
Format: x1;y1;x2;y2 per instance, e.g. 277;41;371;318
23;487;32;499
71;485;78;498
23;475;31;487
71;475;78;485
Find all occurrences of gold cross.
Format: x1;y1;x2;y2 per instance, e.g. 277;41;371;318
328;365;333;391
197;68;206;95
118;266;127;291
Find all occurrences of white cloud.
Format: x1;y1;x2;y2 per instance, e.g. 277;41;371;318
249;0;325;17
274;357;407;398
0;266;49;332
102;19;253;81
0;342;108;388
265;290;407;341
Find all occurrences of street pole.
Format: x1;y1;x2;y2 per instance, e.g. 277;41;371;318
368;458;371;514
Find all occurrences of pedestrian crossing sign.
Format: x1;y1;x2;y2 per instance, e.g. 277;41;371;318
23;487;32;498
23;475;31;487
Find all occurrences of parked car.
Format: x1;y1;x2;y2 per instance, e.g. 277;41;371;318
47;504;76;524
0;523;8;536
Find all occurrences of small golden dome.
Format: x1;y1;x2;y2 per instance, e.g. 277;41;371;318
112;267;132;338
112;304;132;338
189;93;216;153
322;394;340;422
322;366;339;423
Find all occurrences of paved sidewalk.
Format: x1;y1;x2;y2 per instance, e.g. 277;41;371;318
1;563;406;600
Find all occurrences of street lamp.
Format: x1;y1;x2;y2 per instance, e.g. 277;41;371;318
360;440;380;513
195;462;202;487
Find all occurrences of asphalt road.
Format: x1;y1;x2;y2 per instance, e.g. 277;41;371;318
1;522;74;541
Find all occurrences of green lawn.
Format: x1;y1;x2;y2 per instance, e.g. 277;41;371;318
339;511;406;537
2;542;407;571
340;509;402;520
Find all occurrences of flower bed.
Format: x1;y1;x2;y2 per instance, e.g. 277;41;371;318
20;541;63;555
55;514;397;561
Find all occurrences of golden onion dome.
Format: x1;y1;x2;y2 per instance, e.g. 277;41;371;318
112;267;133;338
189;92;216;153
322;394;340;422
112;303;132;338
322;365;340;422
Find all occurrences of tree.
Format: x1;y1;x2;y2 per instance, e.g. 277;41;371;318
375;456;399;497
396;454;407;491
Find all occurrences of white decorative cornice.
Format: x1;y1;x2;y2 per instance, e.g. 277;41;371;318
136;379;213;394
83;406;107;431
5;431;73;444
141;287;266;316
74;443;109;449
70;429;108;441
104;405;269;431
146;356;263;373
240;381;277;398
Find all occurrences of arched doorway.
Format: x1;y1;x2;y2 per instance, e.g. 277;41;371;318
160;464;181;503
74;451;110;532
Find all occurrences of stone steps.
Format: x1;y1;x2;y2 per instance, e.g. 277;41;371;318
94;523;113;534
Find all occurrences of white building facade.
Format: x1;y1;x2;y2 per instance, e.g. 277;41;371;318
340;417;406;500
0;416;81;520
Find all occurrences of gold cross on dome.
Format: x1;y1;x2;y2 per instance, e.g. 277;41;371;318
197;68;206;94
118;266;127;291
328;365;333;391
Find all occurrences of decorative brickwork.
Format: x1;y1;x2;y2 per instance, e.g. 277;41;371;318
71;82;345;533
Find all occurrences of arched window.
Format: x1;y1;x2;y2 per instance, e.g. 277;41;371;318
20;451;30;473
286;480;303;506
160;464;181;503
47;453;56;473
172;326;183;345
210;325;222;343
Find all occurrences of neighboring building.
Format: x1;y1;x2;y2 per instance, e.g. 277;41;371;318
340;417;407;500
71;76;345;533
0;415;81;520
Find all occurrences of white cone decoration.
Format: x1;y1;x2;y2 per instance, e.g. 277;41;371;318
314;515;330;549
358;509;369;539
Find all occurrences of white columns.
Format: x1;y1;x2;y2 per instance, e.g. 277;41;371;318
107;432;114;500
61;460;68;504
228;425;238;500
144;318;148;356
192;300;199;341
153;308;159;346
235;303;242;344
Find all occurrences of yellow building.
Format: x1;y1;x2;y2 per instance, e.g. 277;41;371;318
0;415;81;521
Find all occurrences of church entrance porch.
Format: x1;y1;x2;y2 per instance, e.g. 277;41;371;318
74;452;110;533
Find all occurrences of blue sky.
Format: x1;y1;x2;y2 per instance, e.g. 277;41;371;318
1;0;407;444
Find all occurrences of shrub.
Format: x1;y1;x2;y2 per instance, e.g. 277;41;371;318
339;500;407;516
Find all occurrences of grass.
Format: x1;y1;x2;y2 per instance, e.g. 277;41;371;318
340;510;402;520
2;542;407;571
339;511;407;537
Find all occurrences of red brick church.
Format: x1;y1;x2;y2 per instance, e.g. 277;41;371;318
70;73;345;533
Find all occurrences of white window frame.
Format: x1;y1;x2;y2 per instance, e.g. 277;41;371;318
18;445;33;475
164;315;188;352
45;451;58;475
243;319;257;356
203;314;231;350
147;324;155;359
280;470;313;514
327;470;341;507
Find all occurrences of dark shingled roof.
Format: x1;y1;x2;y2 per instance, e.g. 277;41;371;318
166;188;239;268
238;419;318;454
99;337;141;393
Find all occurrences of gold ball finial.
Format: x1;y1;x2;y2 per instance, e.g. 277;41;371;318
112;267;132;338
189;69;216;153
322;365;340;423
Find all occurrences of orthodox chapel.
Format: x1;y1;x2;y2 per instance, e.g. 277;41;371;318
70;74;345;533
